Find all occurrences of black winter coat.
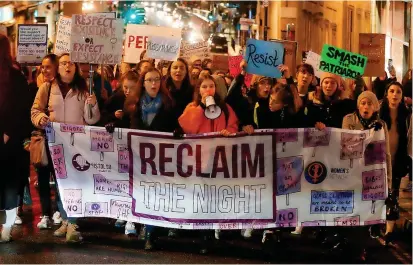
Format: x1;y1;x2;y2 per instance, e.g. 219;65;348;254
101;91;130;128
130;104;176;133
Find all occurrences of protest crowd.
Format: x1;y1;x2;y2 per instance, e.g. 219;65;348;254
0;15;412;260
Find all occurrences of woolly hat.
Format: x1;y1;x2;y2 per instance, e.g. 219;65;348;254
357;91;380;112
320;72;341;87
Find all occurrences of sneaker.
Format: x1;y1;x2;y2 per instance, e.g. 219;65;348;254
52;212;63;225
37;216;52;229
242;228;253;238
125;222;137;235
14;216;22;225
0;226;12;243
66;223;83;243
403;182;412;192
168;228;178;238
262;230;273;244
115;219;126;228
291;226;303;235
54;220;68;237
214;229;220;240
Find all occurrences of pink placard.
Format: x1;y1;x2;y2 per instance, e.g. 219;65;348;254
362;168;386;201
90;130;114;152
49;144;67;179
276;208;298;227
301;220;326;227
334;215;360;226
364;141;386;165
118;145;129;173
303;128;331;147
275;128;299;143
340;132;365;160
60;123;85;133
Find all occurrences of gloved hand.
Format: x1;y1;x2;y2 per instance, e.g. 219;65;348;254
173;127;184;139
385;190;398;207
105;123;115;133
373;121;383;131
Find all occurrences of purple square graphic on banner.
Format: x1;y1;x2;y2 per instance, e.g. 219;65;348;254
364;141;386;166
303;128;331;147
362;168;386;201
276;156;303;195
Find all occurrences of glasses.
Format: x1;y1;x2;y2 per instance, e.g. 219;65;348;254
144;78;161;83
59;61;75;67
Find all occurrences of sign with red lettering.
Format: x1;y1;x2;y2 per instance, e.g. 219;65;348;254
124;24;181;64
359;33;386;77
70;13;123;65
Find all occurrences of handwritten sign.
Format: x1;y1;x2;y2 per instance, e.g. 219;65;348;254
359;33;386;77
301;220;326;227
90;130;114;152
244;38;284;78
17;24;48;63
320;44;367;79
70;14;123;64
85;202;108;217
276;128;298;152
310;190;354;214
304;51;323;78
303;128;331;147
276;156;303;195
276;208;298;227
45;123;55;143
362;169;386;201
270;39;297;76
334;215;360;226
124;24;181;64
147;35;181;61
60;124;85;133
180;40;210;62
93;174;129;197
54;16;71;56
117;144;129;173
364;141;386;166
49;144;67;179
63;189;82;215
340;132;365;167
110;199;133;220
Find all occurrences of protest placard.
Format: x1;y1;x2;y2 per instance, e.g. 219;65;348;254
54;16;71;56
320;44;367;79
228;55;253;87
244;39;284;78
124;24;181;64
70;13;123;65
180;40;210;62
147;35;181;61
17;24;48;64
359;33;386;77
304;51;323;78
270;39;297;76
212;54;229;72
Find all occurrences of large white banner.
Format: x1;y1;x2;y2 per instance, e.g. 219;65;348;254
124;25;181;64
48;123;387;229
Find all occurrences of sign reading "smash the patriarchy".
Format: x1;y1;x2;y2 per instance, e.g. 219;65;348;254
320;44;367;79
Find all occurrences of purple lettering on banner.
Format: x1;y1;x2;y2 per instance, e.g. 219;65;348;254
334;215;360;226
118;144;129;173
45;123;55;143
301;220;326;227
340;132;366;167
110;199;133;220
275;128;299;143
362;168;386;201
49;144;67;179
241;222;269;229
364;141;386;166
93;174;130;197
85;202;108;217
310;190;354;214
276;208;298;227
63;189;82;215
60;123;85;133
276;156;303;195
303;128;331;147
218;223;240;230
90;129;114;152
364;219;385;225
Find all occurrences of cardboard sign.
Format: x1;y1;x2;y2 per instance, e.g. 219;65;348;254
124;24;181;64
244;38;284;78
180;40;210;62
304;51;323;78
212;54;229;72
240;18;255;25
54;16;72;56
70;14;123;65
320;44;367;79
147;35;181;61
270;39;297;76
17;24;48;64
359;33;386;77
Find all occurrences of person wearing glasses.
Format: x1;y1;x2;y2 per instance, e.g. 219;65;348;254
31;53;100;243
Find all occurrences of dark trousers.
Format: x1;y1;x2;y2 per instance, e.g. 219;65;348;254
36;166;52;217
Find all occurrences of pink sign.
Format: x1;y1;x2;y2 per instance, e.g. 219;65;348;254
276;208;298;227
275;128;298;143
60;123;85;133
364;141;386;166
364;219;385;225
340;132;365;160
93;174;130;197
362;169;386;201
63;189;82;215
334;215;360;226
90;130;114;152
301;220;326;227
228;55;253;87
49;144;67;179
303;128;331;147
110;199;133;220
117;144;129;173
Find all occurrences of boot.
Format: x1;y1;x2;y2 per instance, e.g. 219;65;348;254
54;220;68;237
66;223;83;243
0;226;12;243
144;231;154;251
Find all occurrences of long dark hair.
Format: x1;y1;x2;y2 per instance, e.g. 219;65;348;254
165;58;192;93
136;67;173;110
57;53;87;96
380;82;409;131
0;34;13;109
193;75;230;126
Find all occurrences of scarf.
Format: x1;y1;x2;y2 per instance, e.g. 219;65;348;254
356;110;378;129
140;92;162;126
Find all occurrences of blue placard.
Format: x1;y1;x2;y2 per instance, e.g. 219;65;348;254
244;38;284;78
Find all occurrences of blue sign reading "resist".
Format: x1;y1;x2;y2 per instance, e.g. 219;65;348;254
244;38;284;78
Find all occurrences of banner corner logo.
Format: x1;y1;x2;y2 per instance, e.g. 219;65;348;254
305;161;327;184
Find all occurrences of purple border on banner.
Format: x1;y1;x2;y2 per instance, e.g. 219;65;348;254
127;131;277;224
